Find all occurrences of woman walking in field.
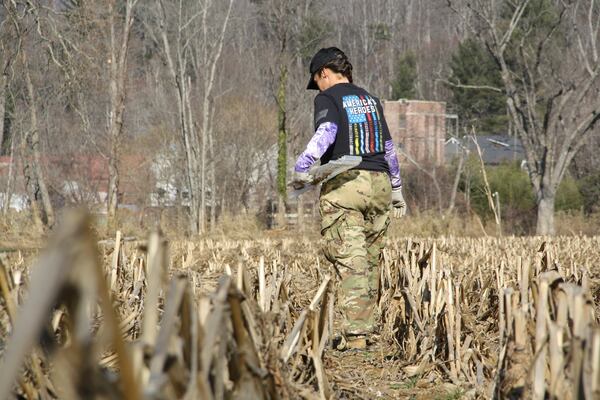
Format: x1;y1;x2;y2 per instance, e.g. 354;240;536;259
292;47;406;350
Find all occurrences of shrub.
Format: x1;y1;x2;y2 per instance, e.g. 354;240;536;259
556;174;583;211
459;161;584;234
578;172;600;214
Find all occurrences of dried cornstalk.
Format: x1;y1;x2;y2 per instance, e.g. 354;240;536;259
2;223;600;399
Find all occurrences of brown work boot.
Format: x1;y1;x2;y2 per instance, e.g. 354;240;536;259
346;335;367;350
332;334;368;351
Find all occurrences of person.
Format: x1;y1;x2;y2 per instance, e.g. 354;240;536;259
292;47;406;350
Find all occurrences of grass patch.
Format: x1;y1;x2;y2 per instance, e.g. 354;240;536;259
401;376;419;389
434;388;464;400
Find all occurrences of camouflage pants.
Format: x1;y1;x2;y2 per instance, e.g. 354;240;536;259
319;169;392;335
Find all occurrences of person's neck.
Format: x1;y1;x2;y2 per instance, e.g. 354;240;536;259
326;78;350;90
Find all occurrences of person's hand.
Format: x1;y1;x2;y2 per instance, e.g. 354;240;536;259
391;187;407;218
291;171;312;190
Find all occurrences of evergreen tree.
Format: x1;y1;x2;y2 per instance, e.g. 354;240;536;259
297;16;331;60
448;39;508;135
391;52;417;99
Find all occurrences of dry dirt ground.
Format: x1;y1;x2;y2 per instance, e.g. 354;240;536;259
325;345;469;399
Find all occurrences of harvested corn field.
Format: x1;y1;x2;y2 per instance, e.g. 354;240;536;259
1;213;599;399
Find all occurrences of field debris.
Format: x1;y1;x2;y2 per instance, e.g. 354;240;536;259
0;212;331;399
0;213;599;399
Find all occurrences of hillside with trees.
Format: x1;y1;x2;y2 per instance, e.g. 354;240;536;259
0;0;599;236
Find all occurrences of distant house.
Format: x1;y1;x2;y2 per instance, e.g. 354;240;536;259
0;154;162;213
445;135;526;165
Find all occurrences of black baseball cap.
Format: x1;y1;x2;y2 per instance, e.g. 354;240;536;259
306;47;345;90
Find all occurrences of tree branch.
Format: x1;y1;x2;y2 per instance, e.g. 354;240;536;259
437;78;504;93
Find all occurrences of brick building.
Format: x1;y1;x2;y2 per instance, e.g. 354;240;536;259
383;100;447;166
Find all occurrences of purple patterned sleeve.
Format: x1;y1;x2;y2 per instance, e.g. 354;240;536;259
384;139;402;188
294;122;338;172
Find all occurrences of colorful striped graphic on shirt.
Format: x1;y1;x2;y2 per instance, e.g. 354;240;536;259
342;94;383;155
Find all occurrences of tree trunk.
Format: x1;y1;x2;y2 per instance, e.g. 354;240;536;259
22;49;54;228
221;181;227;217
107;155;119;225
0;74;6;154
536;194;556;236
198;0;233;233
20;133;43;232
296;195;303;231
107;0;137;229
447;149;465;214
277;194;286;228
200;93;208;233
210;164;216;229
276;64;288;228
155;2;199;235
208;123;216;230
107;1;119;228
183;76;201;234
465;170;471;211
2;137;14;215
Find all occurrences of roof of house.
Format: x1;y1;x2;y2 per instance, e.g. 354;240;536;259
445;135;525;164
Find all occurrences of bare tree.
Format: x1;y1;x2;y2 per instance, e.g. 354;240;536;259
143;0;199;234
448;0;600;234
189;0;234;233
254;0;295;226
0;24;13;154
4;1;55;229
0;3;19;215
1;0;541;233
144;0;233;234
21;42;55;228
106;0;139;228
397;146;445;213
